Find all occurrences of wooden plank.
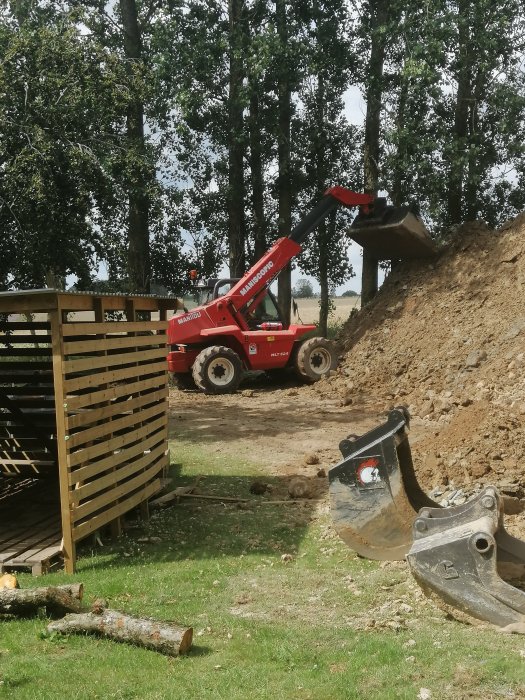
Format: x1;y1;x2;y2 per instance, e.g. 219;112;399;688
0;385;55;395
0;347;52;356
0;322;50;331
67;388;167;430
64;346;166;374
68;428;167;485
64;360;167;393
67;414;167;467
72;458;165;521
65;374;164;411
72;479;161;541
62;321;167;336
0;296;58;313
71;442;167;504
0;397;55;409
0;363;53;376
0;335;52;344
64;333;166;356
0;458;54;466
67;400;167;448
7;534;62;566
0;518;60;561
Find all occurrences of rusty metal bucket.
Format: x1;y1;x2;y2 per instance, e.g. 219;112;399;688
351;201;437;259
328;408;439;560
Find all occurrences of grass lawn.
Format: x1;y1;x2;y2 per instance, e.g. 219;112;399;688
1;440;524;700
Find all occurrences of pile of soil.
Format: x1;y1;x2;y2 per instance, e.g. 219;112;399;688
316;213;525;493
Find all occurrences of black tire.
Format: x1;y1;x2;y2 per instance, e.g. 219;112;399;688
294;337;337;382
192;346;243;394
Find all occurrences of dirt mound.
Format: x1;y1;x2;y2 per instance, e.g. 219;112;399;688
316;213;525;491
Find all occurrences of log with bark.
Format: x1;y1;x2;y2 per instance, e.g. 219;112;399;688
47;607;193;656
0;583;83;616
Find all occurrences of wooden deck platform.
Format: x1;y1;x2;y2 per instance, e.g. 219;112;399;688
0;478;62;575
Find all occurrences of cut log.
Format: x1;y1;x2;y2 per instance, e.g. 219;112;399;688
0;573;19;590
0;583;83;616
47;608;193;656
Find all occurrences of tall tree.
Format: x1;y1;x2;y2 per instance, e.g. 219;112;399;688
119;0;152;293
294;0;360;335
360;0;390;305
275;0;293;325
227;0;247;276
0;3;128;289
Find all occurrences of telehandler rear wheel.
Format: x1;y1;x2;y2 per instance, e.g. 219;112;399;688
192;346;243;394
294;337;337;382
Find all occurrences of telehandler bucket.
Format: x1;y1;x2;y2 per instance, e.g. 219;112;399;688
351;201;437;259
329;409;525;628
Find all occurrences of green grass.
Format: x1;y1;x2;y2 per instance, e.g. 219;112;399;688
1;441;525;699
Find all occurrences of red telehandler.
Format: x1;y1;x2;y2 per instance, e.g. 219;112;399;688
167;186;435;393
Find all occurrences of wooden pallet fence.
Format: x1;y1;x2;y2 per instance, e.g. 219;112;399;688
0;290;179;574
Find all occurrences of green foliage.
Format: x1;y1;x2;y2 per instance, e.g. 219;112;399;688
292;277;314;298
341;289;358;297
0;0;524;294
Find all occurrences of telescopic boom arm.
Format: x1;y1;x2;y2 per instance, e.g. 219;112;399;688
225;187;375;312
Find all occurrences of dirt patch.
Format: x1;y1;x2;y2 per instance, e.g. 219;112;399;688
171;210;525;543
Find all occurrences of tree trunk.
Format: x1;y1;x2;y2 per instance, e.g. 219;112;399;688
0;583;83;617
228;0;246;277
361;0;387;306
391;75;409;208
275;0;292;326
249;85;267;262
315;71;329;337
120;0;151;294
47;608;193;657
446;0;471;228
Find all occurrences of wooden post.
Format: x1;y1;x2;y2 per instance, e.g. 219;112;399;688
50;303;76;574
94;298;123;540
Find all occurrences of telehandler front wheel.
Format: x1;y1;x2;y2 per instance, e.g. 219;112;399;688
192;346;243;394
294;337;337;382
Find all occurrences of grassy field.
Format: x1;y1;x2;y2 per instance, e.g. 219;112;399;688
293;296;360;325
2;440;524;700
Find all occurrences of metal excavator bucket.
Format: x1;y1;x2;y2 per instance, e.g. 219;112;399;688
329;408;439;560
350;199;437;259
408;488;525;628
329;409;525;628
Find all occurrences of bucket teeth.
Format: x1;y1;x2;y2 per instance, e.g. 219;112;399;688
407;487;525;628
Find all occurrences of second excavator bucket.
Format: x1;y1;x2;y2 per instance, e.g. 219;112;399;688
408;488;525;628
329;408;439;560
351;200;437;259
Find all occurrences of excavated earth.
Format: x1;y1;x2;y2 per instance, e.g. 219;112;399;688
171;211;525;539
316;213;525;502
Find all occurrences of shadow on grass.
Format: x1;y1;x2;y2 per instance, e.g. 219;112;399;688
76;470;325;571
